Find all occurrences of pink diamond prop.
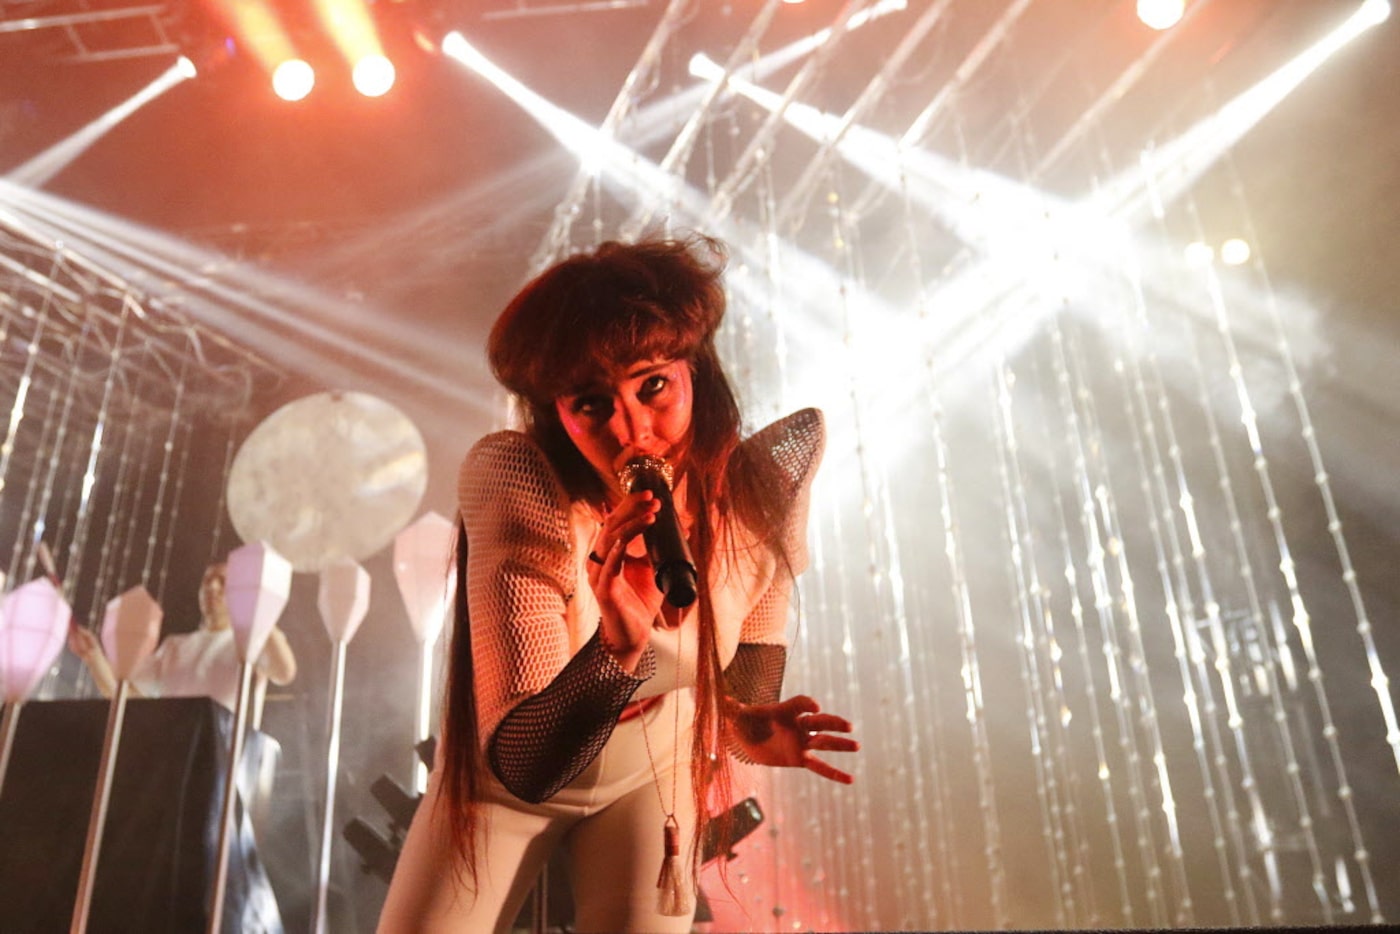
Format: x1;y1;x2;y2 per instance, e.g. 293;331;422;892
100;585;163;681
392;511;455;645
224;541;292;664
1;577;72;704
317;559;370;644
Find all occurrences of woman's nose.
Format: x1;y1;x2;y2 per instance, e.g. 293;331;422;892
612;398;653;448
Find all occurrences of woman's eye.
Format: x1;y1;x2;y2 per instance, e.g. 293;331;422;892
572;396;611;418
640;374;669;398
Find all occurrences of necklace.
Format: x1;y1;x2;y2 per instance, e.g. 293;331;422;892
638;620;691;917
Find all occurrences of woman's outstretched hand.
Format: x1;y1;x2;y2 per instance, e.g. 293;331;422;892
725;695;859;784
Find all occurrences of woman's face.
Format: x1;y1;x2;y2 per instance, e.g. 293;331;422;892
555;357;694;496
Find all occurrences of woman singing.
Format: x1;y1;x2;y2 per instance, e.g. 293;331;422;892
378;233;857;933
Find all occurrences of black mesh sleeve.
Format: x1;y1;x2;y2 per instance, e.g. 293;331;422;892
487;632;656;803
724;643;787;705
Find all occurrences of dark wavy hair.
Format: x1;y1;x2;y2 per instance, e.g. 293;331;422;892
439;234;793;887
487;234;737;502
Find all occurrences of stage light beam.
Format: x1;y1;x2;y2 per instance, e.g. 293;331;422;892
314;0;391;94
198;0;299;79
440;31;691;211
1101;0;1391;219
5;59;195;188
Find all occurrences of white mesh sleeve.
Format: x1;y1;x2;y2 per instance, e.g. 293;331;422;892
459;431;656;801
459;431;577;743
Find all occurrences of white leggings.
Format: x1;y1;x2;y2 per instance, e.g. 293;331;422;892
378;690;698;934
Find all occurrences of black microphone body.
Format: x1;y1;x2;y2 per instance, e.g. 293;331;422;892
619;456;698;608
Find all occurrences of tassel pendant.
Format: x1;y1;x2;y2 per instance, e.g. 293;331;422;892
656;817;692;917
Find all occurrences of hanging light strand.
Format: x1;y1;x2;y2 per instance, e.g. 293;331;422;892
59;295;133;618
1220;138;1400;840
992;360;1076;928
899;146;965;929
1065;325;1197;923
152;354;196;602
87;406;143;648
1048;321;1167;925
1049;470;1135;924
1182;187;1375;920
1107;247;1253;925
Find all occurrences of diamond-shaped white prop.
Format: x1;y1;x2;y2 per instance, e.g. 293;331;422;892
225;541;292;664
100;586;163;681
392;511;456;646
1;577;72;704
317;559;370;644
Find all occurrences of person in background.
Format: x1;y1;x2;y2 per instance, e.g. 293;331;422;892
69;561;297;727
378;234;858;933
67;560;296;931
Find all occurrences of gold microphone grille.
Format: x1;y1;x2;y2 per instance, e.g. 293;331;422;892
616;454;674;493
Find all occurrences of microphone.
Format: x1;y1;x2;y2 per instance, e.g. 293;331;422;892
617;454;697;608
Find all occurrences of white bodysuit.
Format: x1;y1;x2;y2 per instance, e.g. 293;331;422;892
378;408;823;934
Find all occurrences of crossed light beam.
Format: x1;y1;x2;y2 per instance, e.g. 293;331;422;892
3;0;1390;473
690;0;1400;800
309;0;910;283
447;0;1377;436
0;183;496;433
437;32;922;426
442;0;1400;802
685;0;1391;381
5;57;195;189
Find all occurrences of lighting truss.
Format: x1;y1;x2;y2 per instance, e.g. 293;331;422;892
481;0;652;21
0;210;285;426
0;1;182;63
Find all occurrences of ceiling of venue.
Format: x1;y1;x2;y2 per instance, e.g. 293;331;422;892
2;1;1398;931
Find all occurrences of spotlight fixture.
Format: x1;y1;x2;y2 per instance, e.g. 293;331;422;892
370;774;421;832
1137;0;1185;30
1219;238;1251;266
1183;241;1214;267
272;58;316;101
342;819;400;884
1360;0;1391;25
341;774;422;884
342;740;437;884
352;53;396;97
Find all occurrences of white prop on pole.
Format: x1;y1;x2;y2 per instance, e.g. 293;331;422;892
392;511;455;792
99;586;161;680
208;541;291;934
312;558;370;934
70;585;161;934
0;576;72;794
0;576;72;705
224;542;292;665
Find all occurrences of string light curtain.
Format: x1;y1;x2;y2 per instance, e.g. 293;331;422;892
530;0;1400;928
0;215;283;692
